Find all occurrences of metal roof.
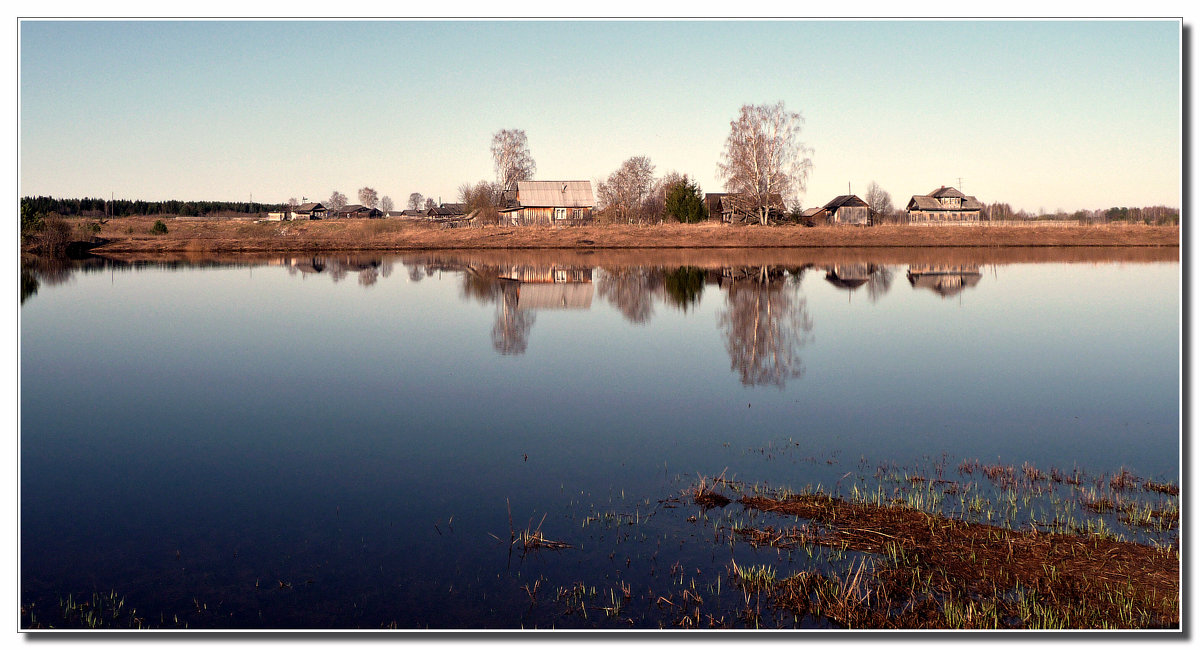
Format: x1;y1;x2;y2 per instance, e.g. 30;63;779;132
515;181;595;208
516;282;594;309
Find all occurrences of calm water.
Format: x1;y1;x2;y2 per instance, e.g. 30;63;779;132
20;248;1180;628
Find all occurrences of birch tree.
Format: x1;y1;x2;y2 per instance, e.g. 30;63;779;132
596;156;656;223
358;187;379;210
717;267;813;387
327;191;348;211
717;102;813;225
379;195;394;213
491;128;536;191
408;193;425;211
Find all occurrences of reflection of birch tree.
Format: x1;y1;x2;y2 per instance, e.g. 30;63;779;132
866;264;893;303
596;267;663;324
492;282;535;355
718;267;813;387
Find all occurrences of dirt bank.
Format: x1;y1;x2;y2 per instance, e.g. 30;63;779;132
86;218;1179;254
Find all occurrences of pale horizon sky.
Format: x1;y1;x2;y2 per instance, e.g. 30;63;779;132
19;19;1182;214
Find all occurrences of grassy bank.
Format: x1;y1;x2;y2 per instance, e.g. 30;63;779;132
81;217;1179;254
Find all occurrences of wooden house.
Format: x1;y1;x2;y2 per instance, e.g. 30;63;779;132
819;195;871;225
905;186;983;224
500;181;595;226
703;193;786;223
289;202;327;220
330;204;383;219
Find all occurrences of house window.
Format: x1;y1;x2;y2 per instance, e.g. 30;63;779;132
555;208;567;220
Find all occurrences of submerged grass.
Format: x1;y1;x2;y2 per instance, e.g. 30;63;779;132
689;473;1179;629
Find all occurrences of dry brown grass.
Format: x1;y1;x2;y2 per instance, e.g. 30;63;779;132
87;217;1179;254
729;491;1179;628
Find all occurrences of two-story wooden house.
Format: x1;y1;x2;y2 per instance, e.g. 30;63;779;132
905;186;983;223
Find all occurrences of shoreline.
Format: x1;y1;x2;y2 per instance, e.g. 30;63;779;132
74;218;1179;254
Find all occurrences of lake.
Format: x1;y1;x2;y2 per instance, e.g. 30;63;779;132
19;247;1180;629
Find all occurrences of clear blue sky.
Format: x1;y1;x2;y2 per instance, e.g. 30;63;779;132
19;19;1181;213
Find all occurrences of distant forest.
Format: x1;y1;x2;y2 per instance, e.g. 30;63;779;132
20;196;285;218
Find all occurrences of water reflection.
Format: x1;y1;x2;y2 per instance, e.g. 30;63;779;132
906;264;983;298
718;267;813;387
597;267;662;324
283;255;393;286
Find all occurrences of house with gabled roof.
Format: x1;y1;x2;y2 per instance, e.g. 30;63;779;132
820;195;872;225
289;202;327;220
500;180;595;226
906;186;983;224
330;204;383;219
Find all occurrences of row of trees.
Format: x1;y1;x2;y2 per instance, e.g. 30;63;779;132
19;196;284;219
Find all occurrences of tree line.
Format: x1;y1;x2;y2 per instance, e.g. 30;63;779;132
19;195;285;219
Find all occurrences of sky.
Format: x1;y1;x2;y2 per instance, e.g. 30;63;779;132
18;19;1183;214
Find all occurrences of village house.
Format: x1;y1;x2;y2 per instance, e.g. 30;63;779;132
283;202;326;220
500;181;595;226
803;195;871;226
426;204;465;218
905;186;984;224
329;204;383;219
703;193;786;223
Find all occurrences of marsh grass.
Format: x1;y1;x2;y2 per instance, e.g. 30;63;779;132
685;465;1179;629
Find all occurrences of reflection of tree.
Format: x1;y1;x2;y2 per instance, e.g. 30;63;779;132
866;264;893;303
597;267;663;324
358;268;379;286
663;266;705;312
717;267;813;388
491;281;535;355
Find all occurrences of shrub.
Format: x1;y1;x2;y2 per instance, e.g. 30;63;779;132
151;220;168;235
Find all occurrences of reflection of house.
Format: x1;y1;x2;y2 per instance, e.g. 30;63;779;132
906;187;983;224
496;265;594;309
906;264;982;297
500;181;595;226
809;195;871;226
289;202;327;220
704;193;786;223
510;283;593;309
824;264;870;290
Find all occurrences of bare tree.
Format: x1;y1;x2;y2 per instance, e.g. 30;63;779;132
864;181;894;223
717;267;813;387
379;195;394;213
596;266;663;324
327;191;348;211
287;197;300;210
717;102;813;225
596;156;656;224
491;128;536;190
866;264;893;303
492;283;535;355
424;198;436;210
358;187;379;210
459;180;503;225
407;193;425;211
